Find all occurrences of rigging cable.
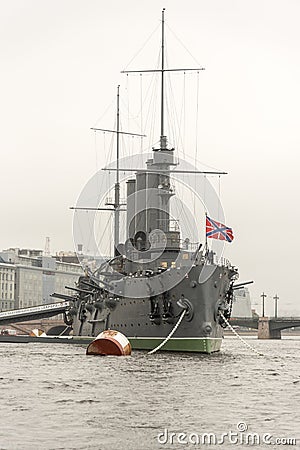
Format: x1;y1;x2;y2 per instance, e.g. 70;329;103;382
183;71;186;159
122;23;160;71
166;23;203;67
140;73;144;153
85;210;96;257
96;212;113;255
150;52;161;146
164;68;185;157
218;175;221;220
193;71;200;216
94;130;100;199
203;174;207;211
126;74;130;143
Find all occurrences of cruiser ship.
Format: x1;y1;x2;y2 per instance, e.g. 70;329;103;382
58;10;239;353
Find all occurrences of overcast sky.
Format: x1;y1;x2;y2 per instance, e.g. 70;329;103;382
1;0;300;315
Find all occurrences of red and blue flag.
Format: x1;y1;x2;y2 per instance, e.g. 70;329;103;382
206;216;234;242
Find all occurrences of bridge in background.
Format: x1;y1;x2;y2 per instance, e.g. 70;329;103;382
230;316;300;339
1;304;299;339
0;302;70;326
8;319;67;335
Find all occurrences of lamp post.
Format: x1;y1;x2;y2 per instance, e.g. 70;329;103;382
273;294;279;318
261;292;267;317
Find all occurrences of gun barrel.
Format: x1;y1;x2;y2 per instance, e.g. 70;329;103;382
65;286;95;295
233;280;254;290
50;293;75;301
80;280;102;291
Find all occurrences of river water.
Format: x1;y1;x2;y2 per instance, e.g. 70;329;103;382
0;336;299;450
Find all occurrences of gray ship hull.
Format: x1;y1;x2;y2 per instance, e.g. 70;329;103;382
69;262;236;353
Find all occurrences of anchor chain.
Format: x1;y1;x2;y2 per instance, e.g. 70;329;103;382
220;312;263;357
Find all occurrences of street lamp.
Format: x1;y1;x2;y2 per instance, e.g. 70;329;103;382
261;292;267;317
273;294;279;318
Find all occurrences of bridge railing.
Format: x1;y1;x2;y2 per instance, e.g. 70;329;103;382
0;302;71;320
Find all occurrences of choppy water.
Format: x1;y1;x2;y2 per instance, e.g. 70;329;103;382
0;336;299;450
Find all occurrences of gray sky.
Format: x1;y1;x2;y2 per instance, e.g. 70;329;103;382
1;0;300;315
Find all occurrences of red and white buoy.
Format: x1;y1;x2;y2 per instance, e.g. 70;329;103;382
30;328;47;337
86;330;132;356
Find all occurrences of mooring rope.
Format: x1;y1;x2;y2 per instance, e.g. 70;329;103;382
148;309;187;355
220;312;264;357
58;326;71;337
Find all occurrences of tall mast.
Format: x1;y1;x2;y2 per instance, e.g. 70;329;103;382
121;8;204;149
114;85;120;256
160;8;165;145
116;85;120;184
89;87;145;257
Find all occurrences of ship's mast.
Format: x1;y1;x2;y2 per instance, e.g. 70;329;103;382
122;9;204;149
114;85;120;256
160;8;165;146
87;87;145;257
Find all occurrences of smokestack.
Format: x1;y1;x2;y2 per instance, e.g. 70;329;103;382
126;179;136;239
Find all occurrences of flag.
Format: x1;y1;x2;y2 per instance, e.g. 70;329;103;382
206;216;234;242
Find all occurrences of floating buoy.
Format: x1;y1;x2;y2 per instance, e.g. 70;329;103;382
30;328;47;337
86;330;131;356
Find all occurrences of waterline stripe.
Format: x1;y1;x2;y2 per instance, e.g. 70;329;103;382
128;337;222;340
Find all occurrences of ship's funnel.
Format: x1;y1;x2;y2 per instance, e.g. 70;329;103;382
126;179;136;239
135;171;147;235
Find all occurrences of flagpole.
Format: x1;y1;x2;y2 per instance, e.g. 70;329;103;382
205;211;208;255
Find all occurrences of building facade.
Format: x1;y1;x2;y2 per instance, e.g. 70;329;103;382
0;257;15;311
0;249;83;311
231;287;252;318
